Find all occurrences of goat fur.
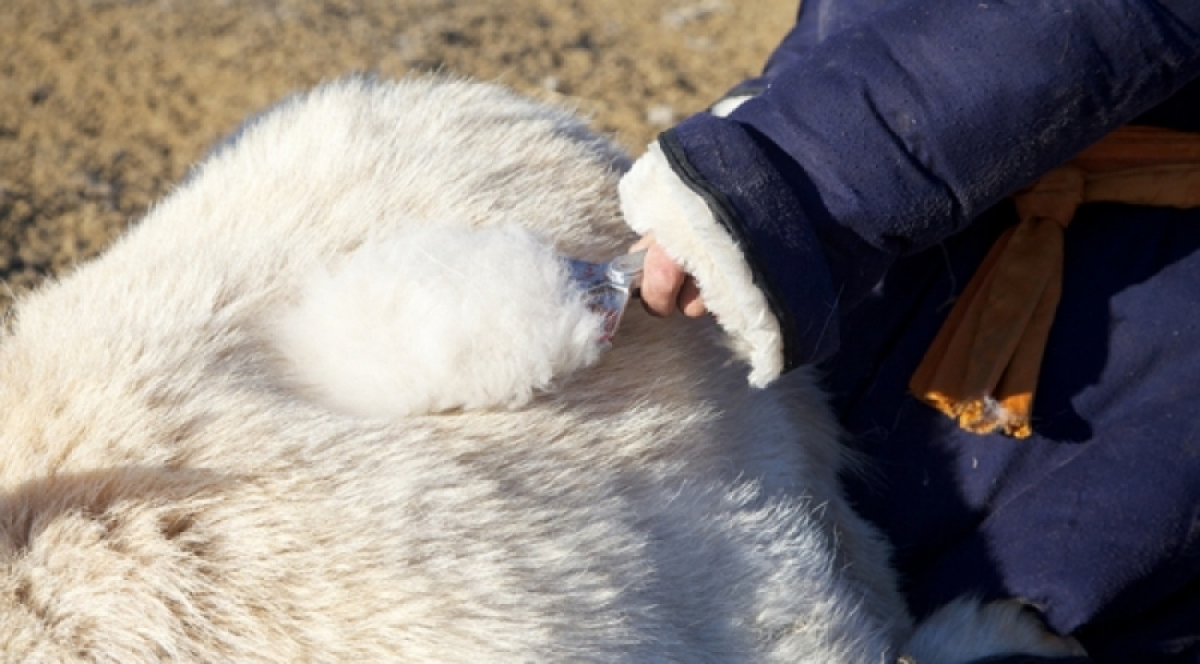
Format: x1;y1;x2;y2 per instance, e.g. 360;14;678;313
270;222;606;419
0;76;1072;662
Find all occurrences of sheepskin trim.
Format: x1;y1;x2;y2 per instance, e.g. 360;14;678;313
620;141;785;387
900;598;1088;663
269;223;606;419
709;94;754;119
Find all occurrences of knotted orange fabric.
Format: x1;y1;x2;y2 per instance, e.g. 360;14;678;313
910;126;1200;438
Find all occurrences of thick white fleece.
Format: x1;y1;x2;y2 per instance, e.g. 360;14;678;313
620;141;785;387
270;223;605;419
901;598;1087;663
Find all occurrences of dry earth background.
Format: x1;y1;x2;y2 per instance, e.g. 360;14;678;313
0;0;796;317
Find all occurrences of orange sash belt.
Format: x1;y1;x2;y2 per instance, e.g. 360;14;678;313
909;126;1200;438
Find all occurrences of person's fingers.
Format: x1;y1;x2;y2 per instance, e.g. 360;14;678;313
637;239;687;317
678;276;707;317
630;234;655;253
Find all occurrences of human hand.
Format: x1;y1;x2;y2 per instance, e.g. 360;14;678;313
630;234;707;318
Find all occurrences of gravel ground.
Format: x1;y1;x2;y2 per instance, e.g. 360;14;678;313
0;0;796;316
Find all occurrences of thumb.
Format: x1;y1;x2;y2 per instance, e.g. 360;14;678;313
631;235;705;317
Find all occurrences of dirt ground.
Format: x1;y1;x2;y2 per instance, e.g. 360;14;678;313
0;0;796;316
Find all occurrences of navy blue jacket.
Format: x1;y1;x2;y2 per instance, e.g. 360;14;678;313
659;1;1200;661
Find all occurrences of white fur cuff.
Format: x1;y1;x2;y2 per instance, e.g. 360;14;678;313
619;141;785;387
709;94;753;119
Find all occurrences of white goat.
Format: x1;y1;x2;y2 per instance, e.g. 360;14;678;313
0;76;1080;662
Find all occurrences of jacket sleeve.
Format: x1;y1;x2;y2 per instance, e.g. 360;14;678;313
620;0;1200;385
